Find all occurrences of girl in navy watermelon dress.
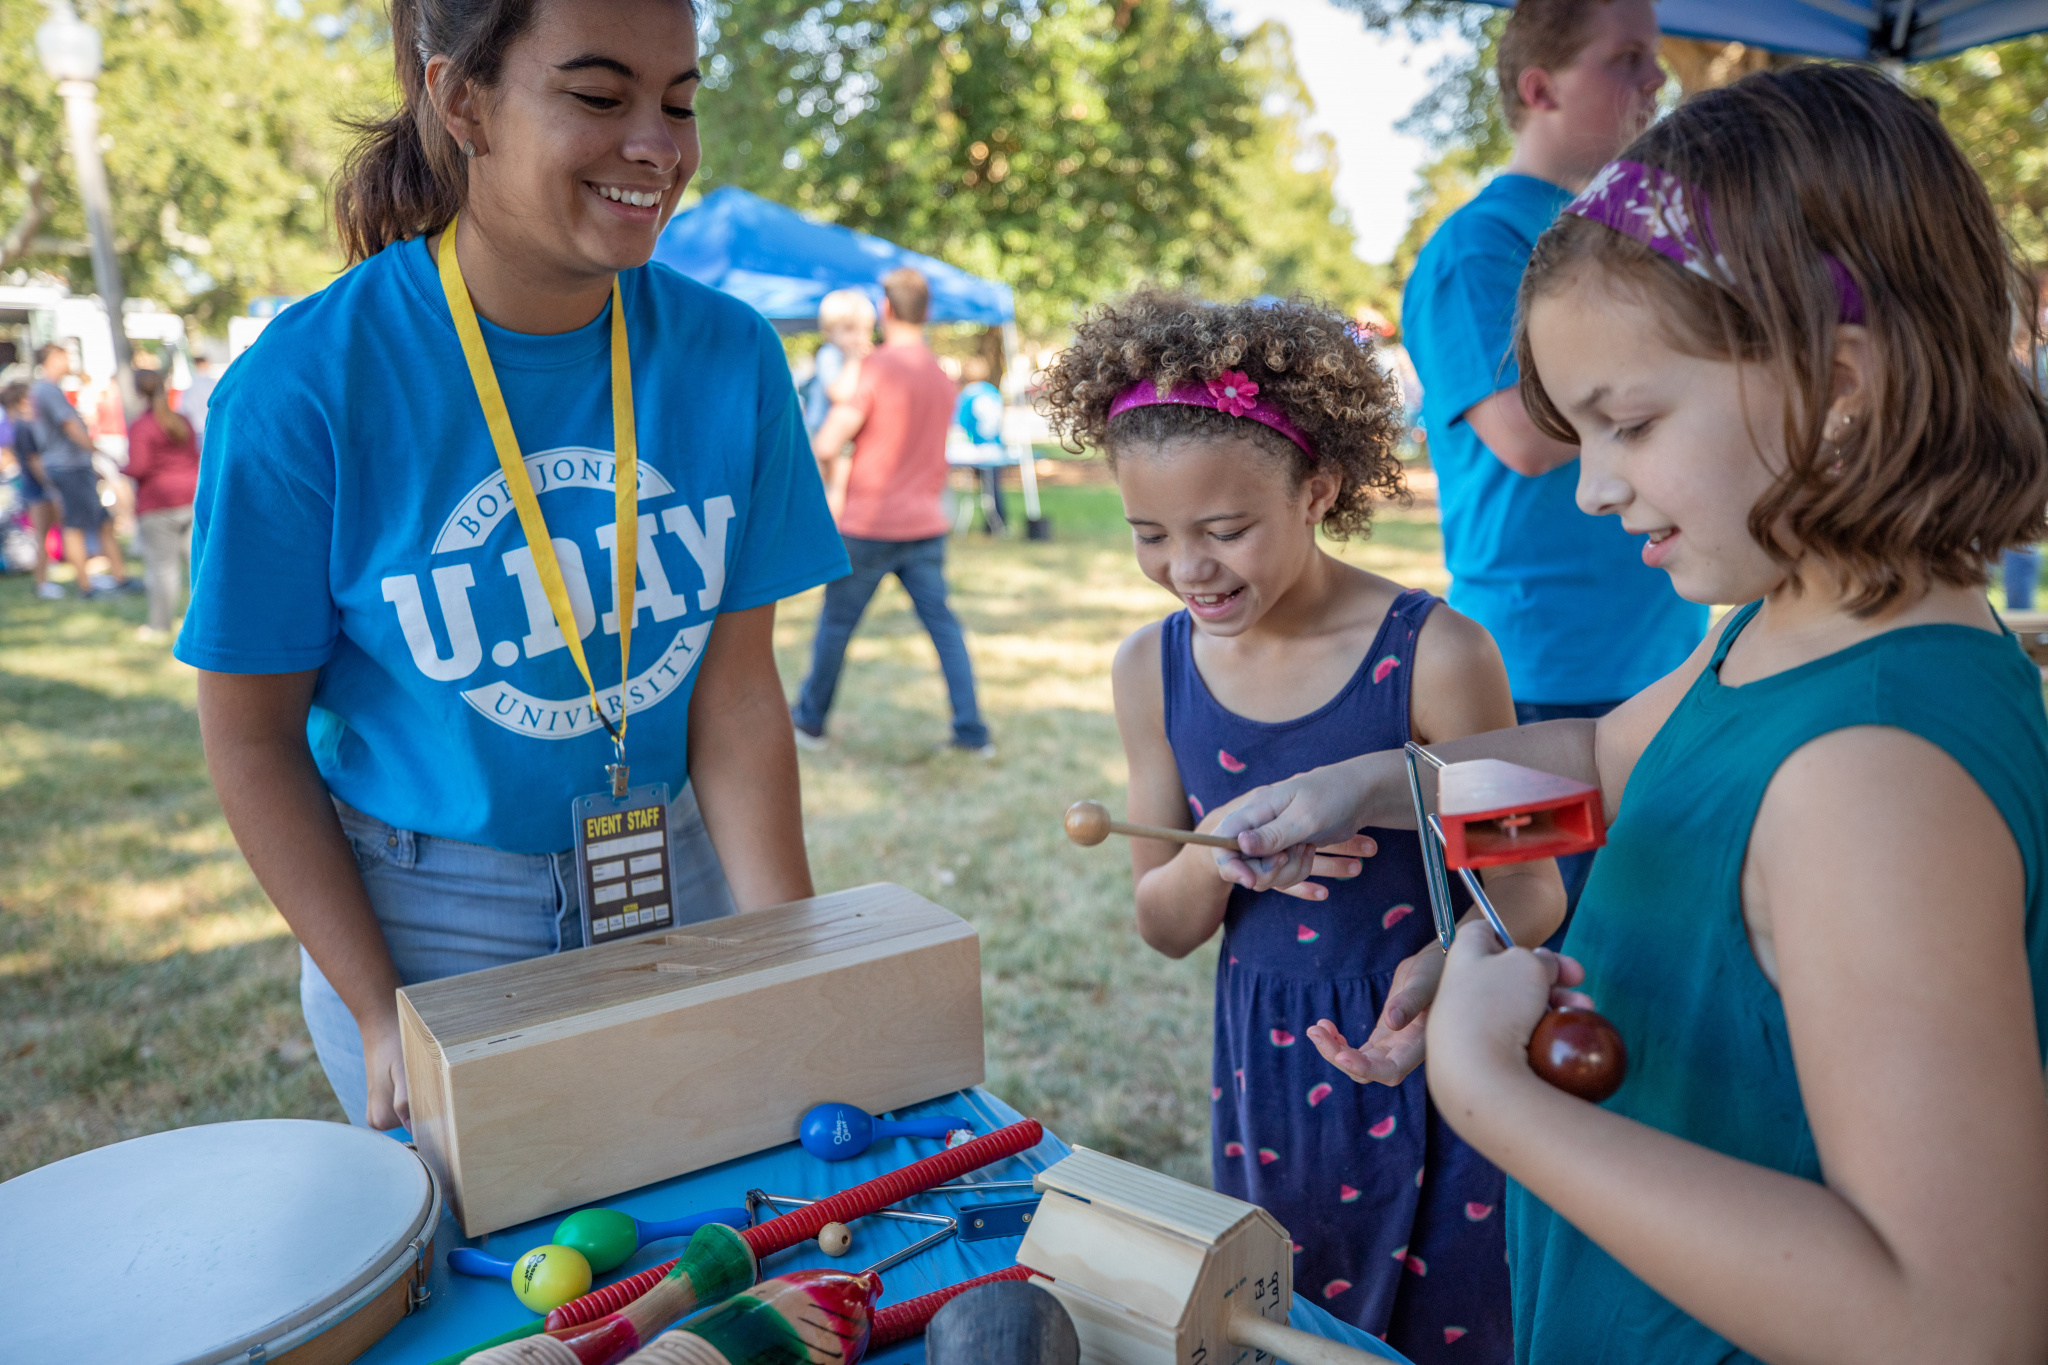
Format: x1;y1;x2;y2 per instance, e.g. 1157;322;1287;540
1040;294;1565;1362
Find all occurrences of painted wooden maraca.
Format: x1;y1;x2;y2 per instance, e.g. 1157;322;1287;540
798;1102;972;1161
452;1207;752;1280
479;1267;883;1365
625;1268;881;1365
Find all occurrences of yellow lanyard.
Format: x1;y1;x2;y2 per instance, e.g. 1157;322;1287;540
437;216;638;789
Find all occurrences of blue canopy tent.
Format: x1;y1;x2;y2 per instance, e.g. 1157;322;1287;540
653;186;1046;531
651;185;1015;327
1471;0;2048;60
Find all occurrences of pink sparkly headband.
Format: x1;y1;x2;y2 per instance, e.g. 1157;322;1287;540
1564;159;1867;325
1108;370;1316;459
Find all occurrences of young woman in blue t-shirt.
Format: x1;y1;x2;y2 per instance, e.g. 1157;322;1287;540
180;0;846;1130
1217;67;2048;1363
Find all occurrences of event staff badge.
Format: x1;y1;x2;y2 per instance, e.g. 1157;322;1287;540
439;216;674;947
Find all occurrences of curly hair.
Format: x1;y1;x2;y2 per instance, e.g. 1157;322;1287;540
1036;291;1405;539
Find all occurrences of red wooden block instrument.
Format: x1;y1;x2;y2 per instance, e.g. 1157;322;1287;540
1405;744;1626;1102
1435;758;1605;868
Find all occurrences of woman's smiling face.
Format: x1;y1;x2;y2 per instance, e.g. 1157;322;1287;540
1115;435;1337;636
1525;272;1792;608
443;0;701;279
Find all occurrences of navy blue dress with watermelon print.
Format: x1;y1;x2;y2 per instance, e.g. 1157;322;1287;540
1161;588;1510;1363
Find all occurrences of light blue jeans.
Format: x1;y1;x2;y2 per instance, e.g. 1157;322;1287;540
301;782;736;1127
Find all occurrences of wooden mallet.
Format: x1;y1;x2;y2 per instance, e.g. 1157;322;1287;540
1064;801;1366;869
1063;800;1240;851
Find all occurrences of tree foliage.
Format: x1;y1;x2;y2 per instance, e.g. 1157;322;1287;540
1373;10;2048;290
1907;36;2048;269
0;0;385;328
696;0;1268;335
1206;21;1389;310
0;0;1385;338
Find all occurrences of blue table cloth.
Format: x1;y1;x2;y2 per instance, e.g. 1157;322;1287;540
364;1088;1411;1364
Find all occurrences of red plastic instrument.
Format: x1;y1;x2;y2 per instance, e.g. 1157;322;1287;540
869;1265;1038;1346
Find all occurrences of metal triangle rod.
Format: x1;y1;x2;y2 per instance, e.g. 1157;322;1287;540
1405;742;1517;950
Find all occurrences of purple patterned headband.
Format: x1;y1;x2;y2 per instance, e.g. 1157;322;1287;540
1563;159;1867;326
1108;370;1316;458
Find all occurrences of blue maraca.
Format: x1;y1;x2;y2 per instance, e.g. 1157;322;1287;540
799;1102;974;1161
449;1204;750;1287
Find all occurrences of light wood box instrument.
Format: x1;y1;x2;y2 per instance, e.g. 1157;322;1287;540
399;883;985;1235
1018;1147;1379;1365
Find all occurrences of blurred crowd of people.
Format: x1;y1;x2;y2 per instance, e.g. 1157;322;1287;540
0;339;213;639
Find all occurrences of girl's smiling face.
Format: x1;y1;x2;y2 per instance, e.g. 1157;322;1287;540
1526;274;1792;607
1115;435;1338;636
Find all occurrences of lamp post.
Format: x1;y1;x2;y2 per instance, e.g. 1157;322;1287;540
36;0;135;417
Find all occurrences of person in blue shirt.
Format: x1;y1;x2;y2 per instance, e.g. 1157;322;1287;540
951;353;1009;534
1401;0;1701;916
177;0;846;1131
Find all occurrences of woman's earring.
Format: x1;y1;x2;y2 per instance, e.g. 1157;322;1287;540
1821;412;1855;477
461;139;477;159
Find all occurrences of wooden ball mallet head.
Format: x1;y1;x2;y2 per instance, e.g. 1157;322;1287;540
1063;801;1359;857
1064;801;1243;852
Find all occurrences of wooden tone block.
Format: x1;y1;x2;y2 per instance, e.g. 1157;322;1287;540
399;883;984;1236
1436;758;1605;868
1017;1147;1291;1365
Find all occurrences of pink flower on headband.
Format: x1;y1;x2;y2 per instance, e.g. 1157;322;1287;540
1207;371;1259;418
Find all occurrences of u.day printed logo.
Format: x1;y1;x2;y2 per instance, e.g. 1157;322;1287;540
378;447;728;740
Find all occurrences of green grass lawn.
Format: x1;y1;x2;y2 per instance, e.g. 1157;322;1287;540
0;484;1448;1185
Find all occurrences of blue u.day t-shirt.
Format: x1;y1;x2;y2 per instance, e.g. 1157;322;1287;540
1402;173;1706;704
176;237;848;854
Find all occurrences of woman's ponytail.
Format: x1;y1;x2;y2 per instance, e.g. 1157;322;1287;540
331;0;539;263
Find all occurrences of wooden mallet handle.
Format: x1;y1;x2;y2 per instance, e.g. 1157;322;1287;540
1228;1310;1381;1365
1064;800;1239;850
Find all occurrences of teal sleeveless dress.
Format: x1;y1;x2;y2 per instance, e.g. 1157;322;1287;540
1508;602;2048;1364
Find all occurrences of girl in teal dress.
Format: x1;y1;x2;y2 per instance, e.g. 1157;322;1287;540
1210;64;2048;1364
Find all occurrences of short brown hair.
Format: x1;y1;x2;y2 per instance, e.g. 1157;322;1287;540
1498;0;1615;130
1036;291;1405;539
1515;63;2048;615
882;268;931;325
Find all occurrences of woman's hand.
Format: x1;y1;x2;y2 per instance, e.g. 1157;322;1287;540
1309;940;1444;1085
362;1008;412;1131
1424;920;1592;1111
